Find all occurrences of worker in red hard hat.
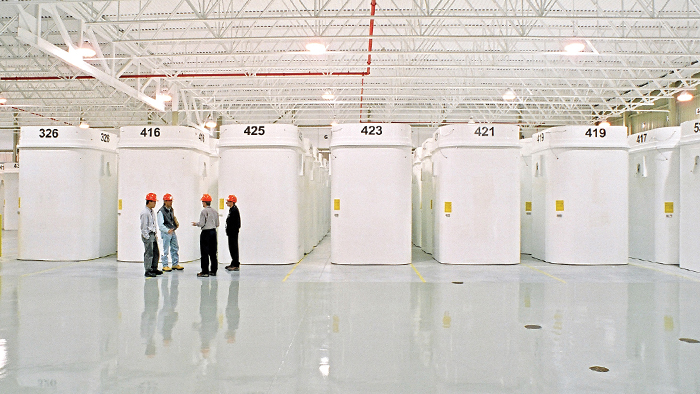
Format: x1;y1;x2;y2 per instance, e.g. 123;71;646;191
224;195;241;272
141;193;162;277
192;193;219;277
158;193;182;272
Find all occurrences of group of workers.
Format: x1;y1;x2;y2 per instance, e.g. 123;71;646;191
140;192;241;278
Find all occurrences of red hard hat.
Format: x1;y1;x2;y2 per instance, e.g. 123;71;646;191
227;195;237;203
163;193;173;201
200;194;213;202
145;193;157;201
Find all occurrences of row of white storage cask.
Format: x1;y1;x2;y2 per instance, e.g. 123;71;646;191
14;125;329;263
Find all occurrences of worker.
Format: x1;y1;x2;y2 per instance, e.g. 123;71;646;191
158;193;183;271
141;192;162;277
192;193;219;277
224;194;241;272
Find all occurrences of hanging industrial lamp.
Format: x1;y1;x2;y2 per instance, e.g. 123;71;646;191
677;91;693;102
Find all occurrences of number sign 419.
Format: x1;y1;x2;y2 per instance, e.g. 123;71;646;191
585;128;606;138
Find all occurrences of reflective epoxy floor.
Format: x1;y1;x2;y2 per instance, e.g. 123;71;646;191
1;230;700;393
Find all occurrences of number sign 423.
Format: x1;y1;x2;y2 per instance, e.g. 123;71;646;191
360;125;382;135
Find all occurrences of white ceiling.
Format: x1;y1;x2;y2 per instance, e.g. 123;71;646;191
1;0;699;133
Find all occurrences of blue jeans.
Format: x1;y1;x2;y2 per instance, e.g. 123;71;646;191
161;231;179;266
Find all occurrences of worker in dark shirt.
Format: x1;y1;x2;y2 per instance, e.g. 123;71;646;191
192;194;219;277
224;195;241;272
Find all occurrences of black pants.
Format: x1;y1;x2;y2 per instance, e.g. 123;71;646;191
200;229;218;274
143;232;159;273
228;231;239;267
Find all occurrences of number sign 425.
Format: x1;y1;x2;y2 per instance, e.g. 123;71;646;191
244;126;265;135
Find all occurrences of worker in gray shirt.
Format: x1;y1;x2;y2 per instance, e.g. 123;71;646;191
192;194;219;277
141;193;162;277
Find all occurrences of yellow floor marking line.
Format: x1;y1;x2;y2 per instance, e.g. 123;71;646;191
410;263;426;283
523;264;567;284
20;261;85;278
282;256;306;282
629;262;700;283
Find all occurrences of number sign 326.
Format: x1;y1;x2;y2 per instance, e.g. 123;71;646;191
39;128;58;138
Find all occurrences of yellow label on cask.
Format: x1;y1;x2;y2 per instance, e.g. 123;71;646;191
555;200;564;211
665;202;674;213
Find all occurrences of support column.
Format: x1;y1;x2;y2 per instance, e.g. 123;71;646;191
13;112;19;162
668;97;678;126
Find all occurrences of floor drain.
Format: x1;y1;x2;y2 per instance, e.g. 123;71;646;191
589;366;609;373
524;325;542;330
679;338;700;343
451;281;463;284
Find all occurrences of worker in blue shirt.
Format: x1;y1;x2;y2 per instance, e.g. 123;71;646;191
158;193;183;272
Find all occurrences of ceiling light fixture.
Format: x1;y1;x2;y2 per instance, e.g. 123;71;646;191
677;91;693;102
322;91;335;100
156;90;172;102
204;116;217;129
564;42;585;53
0;94;6;105
306;42;327;55
599;120;611;127
502;90;516;100
79;117;89;129
72;41;96;58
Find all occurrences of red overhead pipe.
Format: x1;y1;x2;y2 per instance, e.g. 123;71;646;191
366;0;376;75
2;3;378;122
8;106;72;125
360;0;377;122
